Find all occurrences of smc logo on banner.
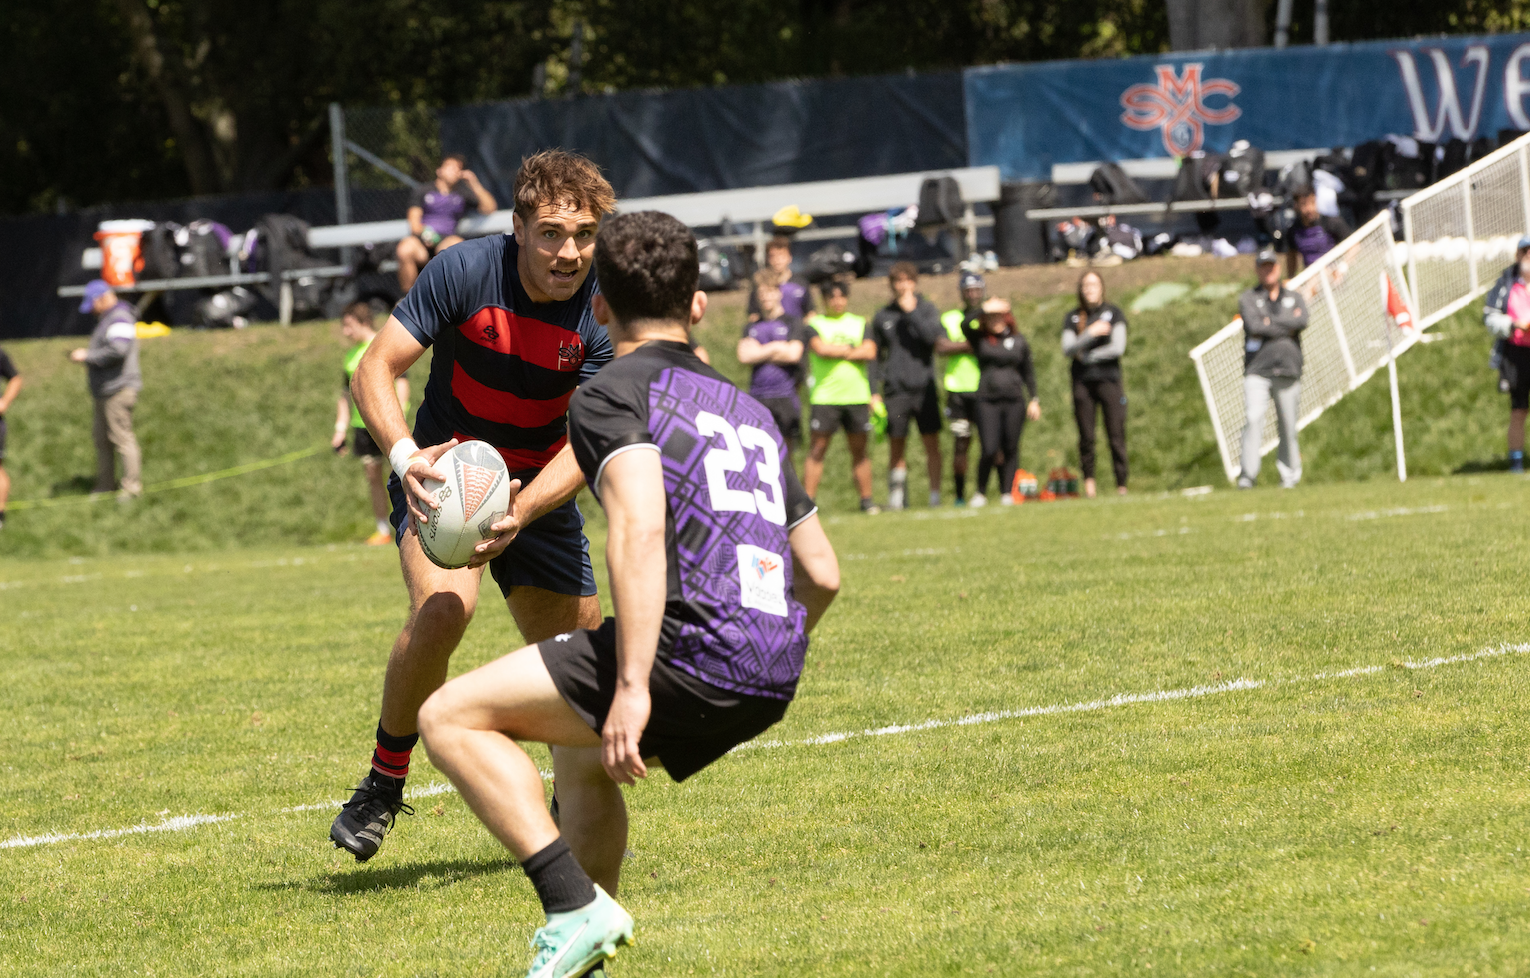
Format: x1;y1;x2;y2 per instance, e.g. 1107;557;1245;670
1120;64;1242;155
965;33;1530;181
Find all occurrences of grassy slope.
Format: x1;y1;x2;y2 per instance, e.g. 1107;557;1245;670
0;254;1509;560
1;476;1527;975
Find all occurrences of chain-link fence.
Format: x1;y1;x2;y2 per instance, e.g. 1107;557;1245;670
330;104;445;225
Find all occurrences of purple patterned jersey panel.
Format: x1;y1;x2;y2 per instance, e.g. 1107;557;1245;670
647;367;808;700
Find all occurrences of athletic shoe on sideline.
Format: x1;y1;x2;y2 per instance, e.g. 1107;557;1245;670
330;774;413;861
969;493;987;508
366;530;393;546
525;885;634;978
928;491;941;507
999;493;1014;506
1236;477;1255;489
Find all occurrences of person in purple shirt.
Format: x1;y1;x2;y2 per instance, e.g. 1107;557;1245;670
417;210;840;976
395;154;498;293
746;236;816;322
1282;187;1351;276
736;272;806;460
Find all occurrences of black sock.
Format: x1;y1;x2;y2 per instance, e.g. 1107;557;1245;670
370;723;418;789
522;838;597;914
953;473;966;501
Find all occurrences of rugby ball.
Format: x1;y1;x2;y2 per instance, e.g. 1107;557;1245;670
416;440;512;569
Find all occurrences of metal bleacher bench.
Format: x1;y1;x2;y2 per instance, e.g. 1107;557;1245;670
1024;149;1419;221
59;166;1001;324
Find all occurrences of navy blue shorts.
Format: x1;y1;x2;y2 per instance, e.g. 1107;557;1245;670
388;468;597;598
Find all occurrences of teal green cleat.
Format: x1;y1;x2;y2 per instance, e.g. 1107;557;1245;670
525;885;634;978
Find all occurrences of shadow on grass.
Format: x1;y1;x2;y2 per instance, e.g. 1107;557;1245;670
50;476;97;497
262;856;516;895
1454;457;1511;474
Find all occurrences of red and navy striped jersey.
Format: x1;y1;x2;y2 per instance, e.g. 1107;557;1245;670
394;234;614;471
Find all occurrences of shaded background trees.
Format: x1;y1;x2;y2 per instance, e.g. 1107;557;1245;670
1;0;1526;216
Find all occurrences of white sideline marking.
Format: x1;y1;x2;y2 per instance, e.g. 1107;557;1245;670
5;645;1527;852
1346;505;1449;521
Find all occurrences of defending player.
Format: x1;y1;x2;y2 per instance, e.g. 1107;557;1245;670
331;151;616;861
418;211;840;978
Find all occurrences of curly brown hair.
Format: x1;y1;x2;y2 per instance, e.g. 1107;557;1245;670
595;211;699;324
512;150;618;223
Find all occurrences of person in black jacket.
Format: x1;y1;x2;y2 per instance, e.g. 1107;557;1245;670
1062;271;1129;497
961;298;1040;506
869;263;952;509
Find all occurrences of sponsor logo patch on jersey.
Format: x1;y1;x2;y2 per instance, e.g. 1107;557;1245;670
558;337;585;371
736;544;788;617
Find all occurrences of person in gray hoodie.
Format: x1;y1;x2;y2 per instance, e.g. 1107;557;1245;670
70;279;143;499
1237;250;1308;489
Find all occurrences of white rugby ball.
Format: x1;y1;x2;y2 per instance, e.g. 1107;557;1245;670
416;440;512;569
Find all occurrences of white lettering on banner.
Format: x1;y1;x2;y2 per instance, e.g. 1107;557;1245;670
1507;44;1530;131
736;543;789;616
1393;46;1490;142
696;411;787;524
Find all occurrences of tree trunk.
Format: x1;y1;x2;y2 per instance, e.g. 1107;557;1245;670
111;0;221;194
1166;0;1267;51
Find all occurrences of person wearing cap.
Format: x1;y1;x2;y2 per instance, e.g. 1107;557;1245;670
1062;270;1129;498
960;297;1040;506
70;279;143;500
940;272;985;505
1237;250;1308;489
1483;235;1530;472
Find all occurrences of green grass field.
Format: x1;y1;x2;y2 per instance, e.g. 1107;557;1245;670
2;258;1527;975
3;475;1529;975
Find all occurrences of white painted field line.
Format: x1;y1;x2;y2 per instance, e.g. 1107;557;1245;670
5;644;1528;852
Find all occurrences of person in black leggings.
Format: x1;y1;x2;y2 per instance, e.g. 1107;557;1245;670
961;298;1040;506
1061;271;1128;498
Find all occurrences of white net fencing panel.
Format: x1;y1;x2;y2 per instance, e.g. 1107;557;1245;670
1191;132;1530;484
1189;214;1413;483
1402;138;1530;329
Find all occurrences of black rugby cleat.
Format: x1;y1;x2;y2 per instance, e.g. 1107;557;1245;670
330;774;413;861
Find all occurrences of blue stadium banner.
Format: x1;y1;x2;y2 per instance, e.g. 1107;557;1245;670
965;34;1530;181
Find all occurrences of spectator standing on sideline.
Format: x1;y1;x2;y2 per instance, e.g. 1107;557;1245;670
962;298;1040;506
803;280;878;512
870;262;947;509
333;302;412;545
395;154;498;293
747;236;815;322
1283;188;1352;276
0;346;21;529
940;272;985;505
70;280;143;501
1061;271;1129;498
1238;249;1309;489
1482;236;1530;472
736;273;806;465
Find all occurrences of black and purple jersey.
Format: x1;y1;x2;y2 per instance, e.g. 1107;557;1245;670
395;235;614;471
740;314;805;401
568;341;817;701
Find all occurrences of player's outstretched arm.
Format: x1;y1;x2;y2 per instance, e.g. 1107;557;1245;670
599;446;668;785
788;513;840;633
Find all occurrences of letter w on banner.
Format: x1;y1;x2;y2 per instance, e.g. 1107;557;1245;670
1392;46;1491;141
1119;64;1241;156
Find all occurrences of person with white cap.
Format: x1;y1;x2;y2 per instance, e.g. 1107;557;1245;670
1237;250;1308;489
1482;235;1530;473
69;279;143;500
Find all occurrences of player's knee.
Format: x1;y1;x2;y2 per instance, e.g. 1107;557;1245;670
416;690;455;750
409;590;476;643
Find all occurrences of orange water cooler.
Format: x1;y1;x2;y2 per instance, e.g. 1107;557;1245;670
94;219;156;287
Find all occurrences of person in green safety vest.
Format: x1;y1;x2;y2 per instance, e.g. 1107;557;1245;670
802;280;880;514
334;301;411;545
940;271;986;505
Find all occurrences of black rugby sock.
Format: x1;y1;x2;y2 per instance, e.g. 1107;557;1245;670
370;723;418;787
523;838;598;914
953;473;966;501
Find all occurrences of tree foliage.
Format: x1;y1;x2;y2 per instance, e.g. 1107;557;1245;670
0;0;1522;215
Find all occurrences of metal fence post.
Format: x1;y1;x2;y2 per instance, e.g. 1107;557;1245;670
329;102;352;268
1462;178;1478;293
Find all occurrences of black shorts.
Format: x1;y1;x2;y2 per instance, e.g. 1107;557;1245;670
0;416;7;462
352;426;383;458
540;619;790;782
943;392;979;438
756;396;802;443
1503;342;1530;410
809;403;872;436
885;383;942;439
388;468;597;598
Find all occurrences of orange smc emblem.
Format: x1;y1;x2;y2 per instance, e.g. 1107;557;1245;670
458;462;497;517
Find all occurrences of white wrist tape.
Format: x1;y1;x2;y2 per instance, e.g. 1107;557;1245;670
389;438;422;482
